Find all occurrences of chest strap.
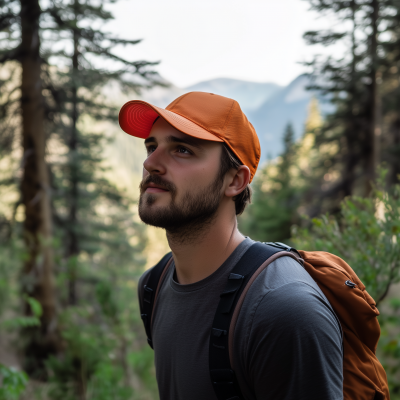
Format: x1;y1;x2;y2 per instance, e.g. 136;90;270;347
140;252;172;349
209;242;299;400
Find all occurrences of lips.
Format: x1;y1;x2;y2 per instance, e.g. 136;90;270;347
140;176;175;195
145;183;169;193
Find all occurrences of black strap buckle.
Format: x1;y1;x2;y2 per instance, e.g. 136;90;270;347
264;242;301;257
264;241;292;251
212;328;227;337
143;285;153;304
219;274;244;313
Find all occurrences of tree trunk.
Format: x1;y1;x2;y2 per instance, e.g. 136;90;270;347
68;4;86;398
389;116;400;184
66;0;79;305
366;0;381;193
66;19;80;306
343;0;358;197
20;0;59;379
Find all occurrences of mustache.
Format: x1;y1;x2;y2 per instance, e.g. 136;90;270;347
139;175;176;194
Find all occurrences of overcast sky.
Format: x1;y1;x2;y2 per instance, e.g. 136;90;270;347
106;0;341;88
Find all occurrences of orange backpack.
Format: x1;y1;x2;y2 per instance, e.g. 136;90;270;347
140;242;390;400
297;249;389;400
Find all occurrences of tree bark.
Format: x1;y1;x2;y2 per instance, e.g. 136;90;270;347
68;4;86;398
343;0;359;197
20;0;59;379
390;117;400;184
66;0;80;306
366;0;381;194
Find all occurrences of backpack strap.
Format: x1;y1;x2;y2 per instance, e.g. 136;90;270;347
140;252;173;349
209;242;302;400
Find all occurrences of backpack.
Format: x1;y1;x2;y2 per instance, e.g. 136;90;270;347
139;242;390;400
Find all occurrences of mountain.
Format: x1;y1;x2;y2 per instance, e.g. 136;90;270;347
250;75;313;159
185;78;281;114
249;75;334;160
128;77;281;115
134;83;185;108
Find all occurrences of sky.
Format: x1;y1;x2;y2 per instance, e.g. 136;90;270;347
106;0;341;88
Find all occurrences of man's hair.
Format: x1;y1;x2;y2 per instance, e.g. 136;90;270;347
219;144;252;215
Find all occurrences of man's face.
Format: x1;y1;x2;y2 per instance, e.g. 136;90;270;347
139;118;225;234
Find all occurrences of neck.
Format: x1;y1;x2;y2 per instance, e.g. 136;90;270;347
167;207;245;285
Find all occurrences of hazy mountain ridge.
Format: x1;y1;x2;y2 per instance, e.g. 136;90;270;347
186;78;282;113
250;75;333;159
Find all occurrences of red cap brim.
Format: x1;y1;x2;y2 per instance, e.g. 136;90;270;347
119;101;223;142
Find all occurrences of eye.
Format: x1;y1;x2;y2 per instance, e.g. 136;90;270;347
176;146;191;155
146;144;156;155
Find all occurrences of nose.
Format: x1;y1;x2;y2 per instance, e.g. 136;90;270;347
143;147;167;176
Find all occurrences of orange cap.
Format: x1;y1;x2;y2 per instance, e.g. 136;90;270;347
119;91;261;182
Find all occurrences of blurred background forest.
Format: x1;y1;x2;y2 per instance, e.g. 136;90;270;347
1;0;400;399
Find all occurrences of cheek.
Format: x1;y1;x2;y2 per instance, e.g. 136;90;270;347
175;163;219;192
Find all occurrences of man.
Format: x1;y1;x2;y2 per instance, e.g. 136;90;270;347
119;92;343;400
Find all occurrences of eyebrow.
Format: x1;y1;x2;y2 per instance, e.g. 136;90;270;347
144;135;204;149
144;136;156;144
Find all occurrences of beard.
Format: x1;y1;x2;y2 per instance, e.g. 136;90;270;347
138;173;223;244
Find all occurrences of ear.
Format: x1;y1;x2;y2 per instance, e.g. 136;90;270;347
224;165;251;198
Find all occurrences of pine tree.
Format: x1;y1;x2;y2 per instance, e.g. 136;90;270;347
43;0;159;305
0;0;59;378
380;0;400;184
0;0;159;382
241;123;302;242
294;98;330;216
303;0;384;203
39;1;158;395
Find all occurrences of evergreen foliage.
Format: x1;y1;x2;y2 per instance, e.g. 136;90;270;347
41;0;160;304
40;0;159;396
380;0;400;185
241;99;326;242
0;0;160;397
241;123;302;242
303;0;400;210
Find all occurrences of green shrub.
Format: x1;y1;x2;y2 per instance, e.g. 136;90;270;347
0;364;28;400
292;169;400;396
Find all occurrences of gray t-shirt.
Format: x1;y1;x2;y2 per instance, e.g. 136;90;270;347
138;238;343;400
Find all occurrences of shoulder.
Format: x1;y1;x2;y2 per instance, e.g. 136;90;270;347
244;255;341;338
258;254;319;290
233;256;343;399
235;254;343;367
252;279;341;339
